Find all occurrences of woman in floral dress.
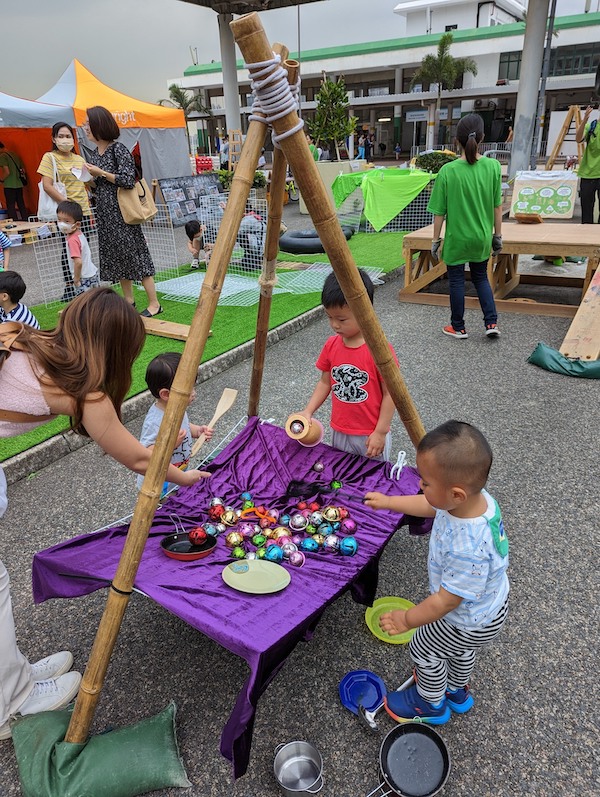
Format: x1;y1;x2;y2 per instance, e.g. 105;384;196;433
84;106;162;316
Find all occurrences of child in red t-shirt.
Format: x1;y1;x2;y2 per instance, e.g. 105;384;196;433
300;269;397;459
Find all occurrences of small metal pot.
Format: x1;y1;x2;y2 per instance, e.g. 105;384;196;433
273;741;324;797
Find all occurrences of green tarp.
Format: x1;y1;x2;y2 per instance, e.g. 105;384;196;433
528;342;600;378
332;168;435;232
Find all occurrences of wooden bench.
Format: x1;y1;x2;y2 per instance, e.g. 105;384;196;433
141;317;212;342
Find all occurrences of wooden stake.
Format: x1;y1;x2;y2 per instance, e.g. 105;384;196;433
248;57;298;418
231;14;425;448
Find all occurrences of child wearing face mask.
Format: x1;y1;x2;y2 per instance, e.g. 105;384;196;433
56;200;99;295
38;123;92;301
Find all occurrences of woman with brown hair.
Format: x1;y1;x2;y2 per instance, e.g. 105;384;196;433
83;106;162;317
0;288;209;739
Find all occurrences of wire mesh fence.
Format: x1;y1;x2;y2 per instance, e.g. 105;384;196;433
365;189;433;233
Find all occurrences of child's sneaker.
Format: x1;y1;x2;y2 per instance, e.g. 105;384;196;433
384;683;451;725
198;249;206;262
190;258;200;269
485;323;500;337
446;686;474;714
442;325;468;339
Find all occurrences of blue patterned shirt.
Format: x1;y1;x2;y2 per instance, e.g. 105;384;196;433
428;489;509;630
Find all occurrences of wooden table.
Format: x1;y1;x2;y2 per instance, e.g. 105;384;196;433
400;222;600;318
0;220;56;243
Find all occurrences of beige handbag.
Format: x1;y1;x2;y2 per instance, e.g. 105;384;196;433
117;178;158;225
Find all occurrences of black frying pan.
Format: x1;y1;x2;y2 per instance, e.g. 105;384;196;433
365;723;451;797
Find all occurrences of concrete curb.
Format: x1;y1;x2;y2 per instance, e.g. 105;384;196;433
2;266;404;485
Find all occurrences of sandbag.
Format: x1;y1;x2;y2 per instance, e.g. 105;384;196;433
528;342;600;379
12;701;191;797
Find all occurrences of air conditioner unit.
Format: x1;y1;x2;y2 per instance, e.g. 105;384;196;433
474;99;484;108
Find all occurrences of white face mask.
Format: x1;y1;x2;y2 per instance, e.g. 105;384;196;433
57;221;75;234
55;138;74;152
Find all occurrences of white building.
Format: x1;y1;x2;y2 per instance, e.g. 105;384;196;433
172;8;600;157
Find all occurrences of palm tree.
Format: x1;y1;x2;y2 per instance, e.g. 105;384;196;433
411;32;478;148
158;84;212;154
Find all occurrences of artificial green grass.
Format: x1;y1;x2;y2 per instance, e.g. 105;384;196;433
2;231;405;462
277;231;406;272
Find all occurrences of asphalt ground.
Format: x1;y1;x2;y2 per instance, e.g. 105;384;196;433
0;198;597;797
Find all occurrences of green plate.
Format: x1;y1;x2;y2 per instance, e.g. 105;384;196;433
365;597;416;645
221;559;291;594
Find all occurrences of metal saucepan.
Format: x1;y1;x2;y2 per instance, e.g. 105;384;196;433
274;741;324;797
365;723;450;797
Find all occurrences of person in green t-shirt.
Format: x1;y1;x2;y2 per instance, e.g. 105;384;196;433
575;105;600;224
306;134;319;161
427;113;503;340
0;142;27;221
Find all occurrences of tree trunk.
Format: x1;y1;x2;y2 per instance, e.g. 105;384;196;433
433;93;442;148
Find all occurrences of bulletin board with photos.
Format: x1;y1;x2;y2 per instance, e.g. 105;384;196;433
156;173;224;228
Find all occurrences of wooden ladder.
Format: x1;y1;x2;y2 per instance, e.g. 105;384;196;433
545;105;583;170
228;129;243;171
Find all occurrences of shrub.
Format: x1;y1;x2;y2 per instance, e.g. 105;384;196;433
415;151;457;173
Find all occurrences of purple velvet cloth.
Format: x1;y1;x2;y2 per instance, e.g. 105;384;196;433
32;418;422;778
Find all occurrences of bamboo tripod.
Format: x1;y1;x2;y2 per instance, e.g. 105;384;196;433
546;105;583;169
63;15;426;748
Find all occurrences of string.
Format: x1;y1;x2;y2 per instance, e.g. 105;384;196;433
246;53;304;148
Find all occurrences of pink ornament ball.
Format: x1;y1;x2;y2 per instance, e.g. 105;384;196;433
288;551;306;568
340;518;358;535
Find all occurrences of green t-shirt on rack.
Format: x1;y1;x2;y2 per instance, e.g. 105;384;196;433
427;156;502;266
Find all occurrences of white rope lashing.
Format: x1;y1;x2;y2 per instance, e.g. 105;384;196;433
246;53;304;147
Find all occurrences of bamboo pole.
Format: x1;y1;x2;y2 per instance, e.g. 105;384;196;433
248;58;298;417
64;45;287;745
231;14;426;448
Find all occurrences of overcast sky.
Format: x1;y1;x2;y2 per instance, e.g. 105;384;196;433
1;0;590;104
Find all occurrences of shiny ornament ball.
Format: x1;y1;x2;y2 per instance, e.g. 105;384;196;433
305;524;317;536
323;506;341;523
263;528;277;539
265;539;279;548
289;513;308;531
300;537;319;553
281;542;298;559
339;537;358;556
312;461;325;473
246;552;257;560
231;546;246;560
210;497;225;507
235;509;243;519
340;518;358;535
208;504;225;521
224;505;235;513
330;480;343;490
222;510;238;527
215;523;227;535
252;533;267;548
270;509;280;522
277;535;292;547
291;534;304;546
289;550;306;568
297;501;308;511
290;421;304;434
240;491;252;502
332;521;341;532
204;523;219;538
280;513;291;527
317;521;334;536
265;545;284;563
308;502;321;512
255;547;267;559
274;528;292;541
242;500;255;511
312;533;325;547
238;522;256;538
338;507;349;519
310;511;324;527
259;517;271;529
255;505;266;515
225;531;244;549
323;533;340;551
188;527;208;546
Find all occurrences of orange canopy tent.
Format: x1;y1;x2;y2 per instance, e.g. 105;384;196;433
36;60;190;183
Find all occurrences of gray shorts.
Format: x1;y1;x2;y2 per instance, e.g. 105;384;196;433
331;429;392;461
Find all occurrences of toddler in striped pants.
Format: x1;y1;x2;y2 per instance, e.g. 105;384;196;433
365;419;509;724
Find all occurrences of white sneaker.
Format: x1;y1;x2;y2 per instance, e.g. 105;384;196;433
0;672;81;740
198;249;206;262
19;672;82;717
31;651;74;682
190;258;200;269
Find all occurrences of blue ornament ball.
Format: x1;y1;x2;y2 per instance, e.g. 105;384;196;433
339;537;358;556
264;545;284;563
300;537;319;553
